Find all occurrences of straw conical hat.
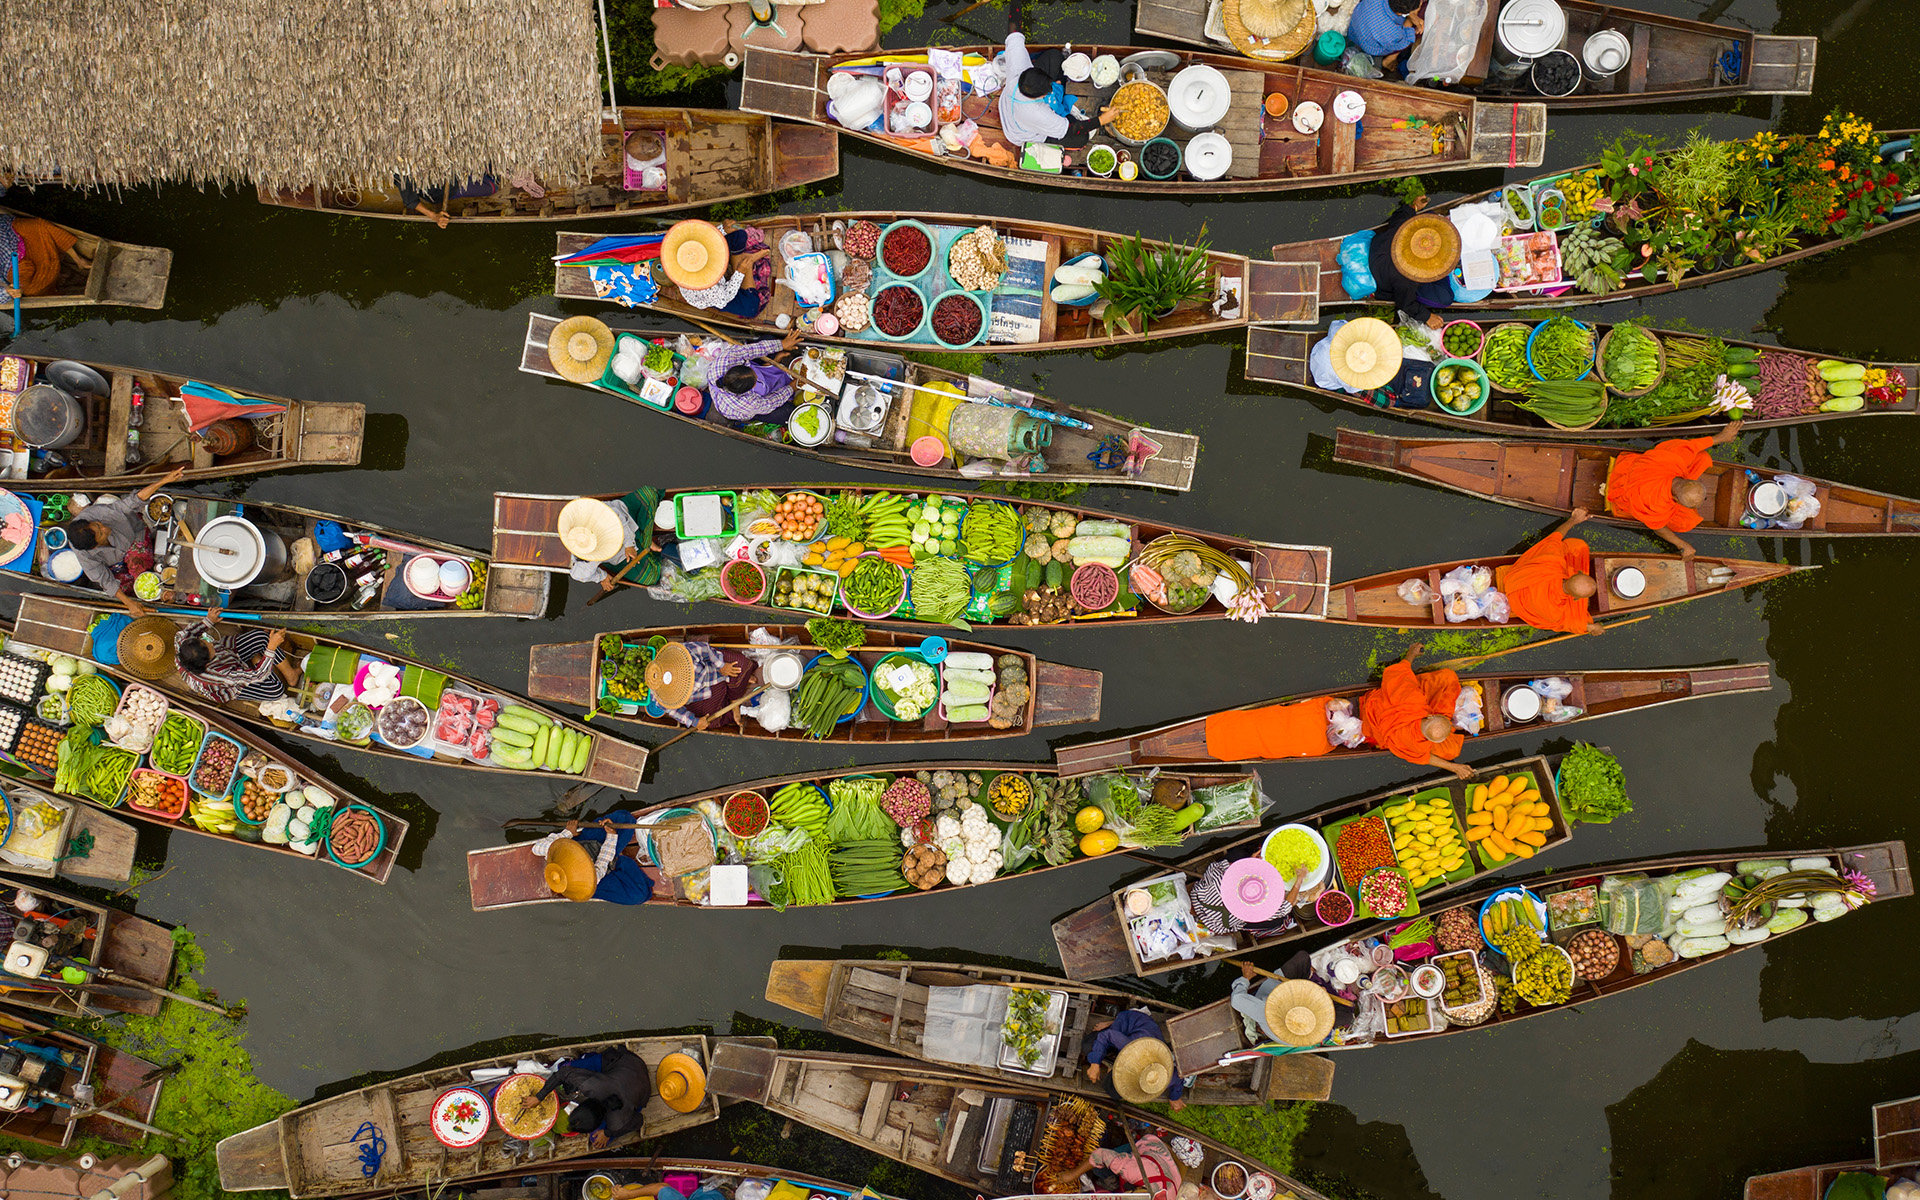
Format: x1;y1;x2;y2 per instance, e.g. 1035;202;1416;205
661;220;730;291
547;316;615;385
1327;318;1403;391
117;616;181;681
557;498;626;563
1222;0;1314;59
1110;1036;1175;1103
1391;214;1463;284
544;838;597;902
1237;0;1308;38
656;1052;708;1112
1264;979;1335;1047
644;641;698;710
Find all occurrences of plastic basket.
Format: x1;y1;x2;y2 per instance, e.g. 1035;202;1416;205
876;220;938;283
927;290;989;350
124;767;189;821
229;772;269;826
1053;252;1104;309
719;559;768;605
770;566;840;617
325;803;388;869
8;715;63;774
674;490;738;539
1525;318;1595;382
801;654;868;726
869;282;930;343
63;673;122;727
147;711;205;777
189;729;245;799
1439;319;1485;361
1070;563;1120;610
106;684;168;754
868;651;938;722
1430;358;1490;417
840;555;907;620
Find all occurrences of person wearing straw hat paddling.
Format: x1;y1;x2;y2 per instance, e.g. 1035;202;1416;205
555;493;667;593
530;814;655;905
171;608;300;703
646;639;756;730
1360;642;1476;780
1600;422;1746;559
534;1045;656;1145
699;327;808;422
661;220;776;318
1245;974;1336;1047
1085;1012;1186;1109
60;464;188;617
1368;197;1460;329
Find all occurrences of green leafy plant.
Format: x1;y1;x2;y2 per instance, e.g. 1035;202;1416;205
1655;131;1740;213
1094;227;1214;337
1389;175;1428;207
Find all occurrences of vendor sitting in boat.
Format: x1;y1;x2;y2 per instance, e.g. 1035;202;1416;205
533;1044;655;1144
1601;423;1745;557
1369;199;1458;330
1085;1012;1185;1109
1359;643;1475;779
0;214;92;298
1233;965;1335;1048
997;32;1108;149
173;608;303;702
59;465;187;616
699;328;806;423
395;175;499;229
1348;0;1424;75
555;493;664;593
645;640;756;730
531;813;655;906
661;220;774;319
1055;1124;1182;1200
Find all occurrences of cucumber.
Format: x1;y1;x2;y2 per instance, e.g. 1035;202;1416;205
494;746;533;765
567;732;592;774
497;712;541;735
1727;362;1760;379
1723;346;1758;363
502;705;551;726
531;725;550;766
493;726;534;749
1044;560;1066;589
1820;361;1866;382
545;728;569;770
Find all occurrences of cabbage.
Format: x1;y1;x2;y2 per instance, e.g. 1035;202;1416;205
48;657;76;677
74;660;96;675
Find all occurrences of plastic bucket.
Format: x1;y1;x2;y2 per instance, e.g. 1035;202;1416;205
1430;357;1490;416
325;803;388;870
801;654;868;726
868;652;938;721
1139;137;1182;180
720;559;767;605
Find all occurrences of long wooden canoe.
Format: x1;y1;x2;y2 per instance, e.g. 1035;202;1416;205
1745;1094;1920;1200
519;313;1201;491
0;777;139;886
1135;1;1816;107
1266;134;1920;312
258;108;839;223
0;878;172;1018
1335;429;1920;538
216;1035;737;1197
467;762;1257;912
342;1157;950;1200
16;595;649;789
703;1043;1331;1200
554;212;1322;355
1328;548;1795;629
3;208;170;311
527;624;1100;744
3;608;413;883
0;353;362;490
0;1006;167;1147
739;45;1543;195
1246;324;1920;437
1052;662;1770;773
491;487;1333;625
765;957;1331;1104
1052;753;1575;980
30;490;548;618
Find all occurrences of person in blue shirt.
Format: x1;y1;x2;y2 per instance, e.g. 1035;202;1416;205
1347;0;1423;72
1084;1009;1186;1108
532;813;656;905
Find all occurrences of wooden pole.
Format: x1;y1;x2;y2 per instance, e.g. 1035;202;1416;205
1429;613;1655;672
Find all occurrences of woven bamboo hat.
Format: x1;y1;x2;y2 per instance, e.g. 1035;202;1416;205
543;838;597;902
1109;1036;1176;1103
644;641;698;709
1327;318;1403;391
547;315;615;385
1265;979;1335;1047
1391;214;1462;283
117;616;182;681
661;219;730;291
1223;0;1313;59
656;1052;708;1112
557;497;626;562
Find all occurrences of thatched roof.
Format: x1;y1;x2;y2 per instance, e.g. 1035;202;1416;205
0;0;602;190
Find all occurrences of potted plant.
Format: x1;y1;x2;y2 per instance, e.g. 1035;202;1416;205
1094;227;1215;337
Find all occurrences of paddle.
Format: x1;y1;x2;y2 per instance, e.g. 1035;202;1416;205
11;254;19;338
585;545;649;609
650;685;769;753
1428;613;1655;672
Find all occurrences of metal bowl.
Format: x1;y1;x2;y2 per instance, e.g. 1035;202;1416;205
1610;565;1648;598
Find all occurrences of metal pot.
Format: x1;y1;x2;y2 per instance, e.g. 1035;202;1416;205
193;516;292;590
14;384;83;450
1610;565;1648;598
304;562;349;605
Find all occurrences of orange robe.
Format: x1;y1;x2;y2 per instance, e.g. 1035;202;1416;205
1503;532;1591;634
10;217;76;297
1205;698;1338;761
1604;437;1715;532
1359;661;1463;765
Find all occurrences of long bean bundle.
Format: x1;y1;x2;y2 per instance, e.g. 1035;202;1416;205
1516;379;1607;428
830;838;909;896
910;556;972;625
780;837;835;905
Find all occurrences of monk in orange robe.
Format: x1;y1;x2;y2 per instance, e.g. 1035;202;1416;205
1;216;88;298
1602;422;1743;557
1359;645;1474;779
1503;510;1598;634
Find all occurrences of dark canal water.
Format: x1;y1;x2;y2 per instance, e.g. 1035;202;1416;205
8;0;1920;1195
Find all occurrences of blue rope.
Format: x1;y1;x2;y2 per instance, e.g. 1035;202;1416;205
351;1122;386;1178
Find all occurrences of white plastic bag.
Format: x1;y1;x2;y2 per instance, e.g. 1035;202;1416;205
1396;577;1434;606
1405;0;1489;86
1481;590;1511;624
743;688;791;733
1454;686;1483;735
1529;676;1573;700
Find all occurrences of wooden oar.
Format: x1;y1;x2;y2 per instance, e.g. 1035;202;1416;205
651;685;769;753
1240;961;1353;1007
1429;613;1655;672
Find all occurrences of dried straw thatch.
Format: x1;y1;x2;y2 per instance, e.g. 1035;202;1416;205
0;0;602;191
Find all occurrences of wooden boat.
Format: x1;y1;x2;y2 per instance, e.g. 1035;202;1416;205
0;777;138;886
1746;1094;1920;1200
1052;662;1770;773
519;313;1201;491
257;108;839;223
1264;134;1920;312
1329;548;1797;628
491;487;1334;626
0;1005;167;1147
553;212;1323;356
527;624;1100;742
342;1157;938;1200
703;1043;1331;1199
216;1035;739;1197
3;606;413;883
1335;429;1920;537
738;46;1544;195
2;208;170;311
765;957;1333;1104
28;490;548;618
467;762;1257;912
1246;325;1920;437
1052;753;1576;980
0;879;173;1019
16;596;651;789
1134;1;1816;108
0;353;362;490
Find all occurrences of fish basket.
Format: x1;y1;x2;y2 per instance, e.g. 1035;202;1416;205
1482;322;1535;395
1594;328;1668;398
927;290;989;350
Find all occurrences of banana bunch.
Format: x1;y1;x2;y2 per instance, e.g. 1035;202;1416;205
859;492;914;548
1559;172;1604;220
1560;226;1626;295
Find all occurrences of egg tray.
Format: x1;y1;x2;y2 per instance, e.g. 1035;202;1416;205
0;655;50;706
0;703;29;757
8;715;65;773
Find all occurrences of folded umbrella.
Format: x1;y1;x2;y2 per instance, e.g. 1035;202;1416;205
554;233;666;266
179;381;286;432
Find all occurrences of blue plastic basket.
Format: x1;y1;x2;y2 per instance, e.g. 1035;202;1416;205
1525;318;1595;382
802;653;869;726
1052;252;1104;309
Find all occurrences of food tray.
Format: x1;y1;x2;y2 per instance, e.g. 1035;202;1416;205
770;565;839;615
1467;765;1546;871
8;716;64;773
1388;787;1477;892
1320;811;1394;895
107;684;169;753
0;654;49;705
1381;994;1435;1038
996;985;1068;1077
189;730;245;799
1545;883;1601;935
1431;948;1486;1012
124;767;189;821
429;686;488;757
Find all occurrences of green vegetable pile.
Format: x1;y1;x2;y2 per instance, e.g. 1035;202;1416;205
961;501;1022;565
909;556;972;627
596;635;652;701
1558;742;1631;823
1602;337;1729;428
68;674;119;726
825;777;894;842
1483;324;1532;392
1442;323;1481;358
825;493;865;541
151;712;205;776
84;747;137;805
779;837;835;905
770;783;829;839
1529;317;1594;381
792;658;867;738
843;557;904;614
1516;379;1607;428
1601;324;1662;393
804;617;866;658
829;838;908;896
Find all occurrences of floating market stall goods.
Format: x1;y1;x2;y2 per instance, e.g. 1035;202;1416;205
1293;843;1906;1054
552;212;1326;353
467;762;1265;911
0;1007;167;1148
0;354;362;489
1252;322;1918;436
1332;428;1920;536
1268;115;1920;312
215;1036;730;1197
738;46;1539;192
491;487;1332;626
0;877;175;1020
27;491;545;618
520;315;1202;492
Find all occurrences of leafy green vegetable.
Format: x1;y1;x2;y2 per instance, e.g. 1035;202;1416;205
805;617;867;658
1558;742;1631;823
